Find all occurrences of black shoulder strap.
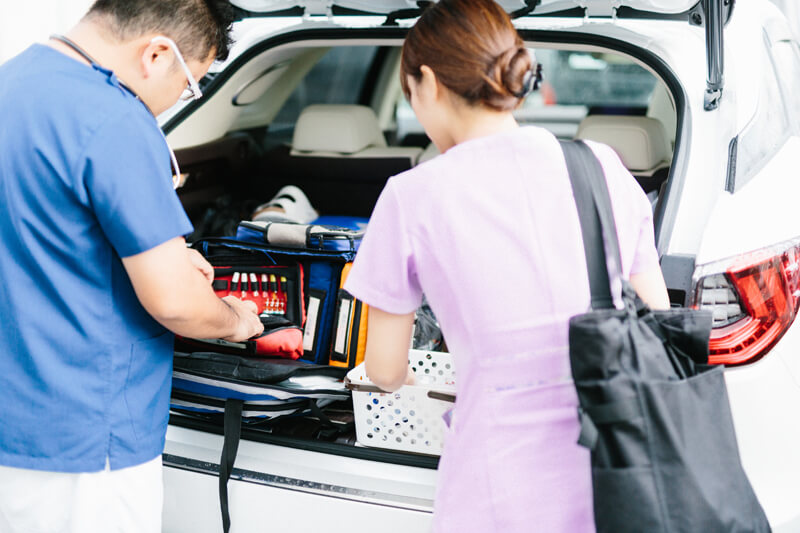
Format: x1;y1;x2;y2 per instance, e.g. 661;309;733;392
559;140;623;310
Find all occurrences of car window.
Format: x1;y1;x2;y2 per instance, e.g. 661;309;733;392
533;50;657;110
268;46;379;141
395;48;659;142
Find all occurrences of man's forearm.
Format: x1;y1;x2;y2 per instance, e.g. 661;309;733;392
122;237;262;342
149;292;241;339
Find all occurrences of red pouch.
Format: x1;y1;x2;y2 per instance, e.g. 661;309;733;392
177;316;303;359
251;316;303;359
177;264;306;359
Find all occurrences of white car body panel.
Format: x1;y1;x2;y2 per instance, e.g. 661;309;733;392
686;9;800;530
723;327;800;532
164;468;432;533
771;0;800;40
696;137;800;266
163;425;436;532
666;0;797;257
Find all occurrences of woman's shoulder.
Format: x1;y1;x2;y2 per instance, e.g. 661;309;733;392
387;127;553;194
387;150;449;191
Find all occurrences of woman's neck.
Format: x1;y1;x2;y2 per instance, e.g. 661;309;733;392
445;107;520;150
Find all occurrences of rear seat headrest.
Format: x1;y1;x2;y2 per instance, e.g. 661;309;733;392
576;115;671;172
292;104;387;155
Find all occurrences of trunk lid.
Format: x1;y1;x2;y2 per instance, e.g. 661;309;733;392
228;0;699;17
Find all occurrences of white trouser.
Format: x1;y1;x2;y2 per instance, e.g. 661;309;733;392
0;455;162;533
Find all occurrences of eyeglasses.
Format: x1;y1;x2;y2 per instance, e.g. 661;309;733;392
149;36;199;188
150;36;203;101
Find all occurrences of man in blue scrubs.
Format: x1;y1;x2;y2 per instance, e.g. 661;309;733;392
0;1;264;531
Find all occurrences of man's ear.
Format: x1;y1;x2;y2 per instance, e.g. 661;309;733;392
139;38;171;80
418;65;441;102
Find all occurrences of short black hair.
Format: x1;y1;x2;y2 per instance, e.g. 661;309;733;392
87;0;235;62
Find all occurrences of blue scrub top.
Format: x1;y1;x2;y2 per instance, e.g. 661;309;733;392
0;45;194;472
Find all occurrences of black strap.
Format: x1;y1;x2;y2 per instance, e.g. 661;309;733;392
579;146;625;286
348;298;363;366
50;34;143;104
559;140;623;310
219;399;243;533
50;34;99;66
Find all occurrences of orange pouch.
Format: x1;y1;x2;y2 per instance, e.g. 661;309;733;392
329;263;368;369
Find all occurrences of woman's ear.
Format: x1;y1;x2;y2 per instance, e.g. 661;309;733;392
418;65;440;102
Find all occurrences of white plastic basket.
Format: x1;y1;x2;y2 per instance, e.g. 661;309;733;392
345;350;456;456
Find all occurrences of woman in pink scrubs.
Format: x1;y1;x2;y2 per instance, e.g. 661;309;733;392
344;0;670;530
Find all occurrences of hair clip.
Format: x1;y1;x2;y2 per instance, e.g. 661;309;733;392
532;63;543;91
514;62;543;99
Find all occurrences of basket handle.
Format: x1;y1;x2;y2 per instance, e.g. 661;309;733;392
427;390;456;403
344;376;456;403
344;375;387;394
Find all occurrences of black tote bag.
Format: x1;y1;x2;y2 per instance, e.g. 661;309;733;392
560;140;770;533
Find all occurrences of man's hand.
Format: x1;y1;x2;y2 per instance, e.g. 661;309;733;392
187;248;214;284
221;296;264;342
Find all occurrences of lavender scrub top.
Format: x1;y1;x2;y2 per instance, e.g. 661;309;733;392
344;126;660;532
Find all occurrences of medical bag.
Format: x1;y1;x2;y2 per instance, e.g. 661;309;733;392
189;235;364;365
176;244;306;359
174;223;370;532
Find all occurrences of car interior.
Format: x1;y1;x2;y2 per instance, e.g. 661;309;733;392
167;40;679;458
170;42;677;241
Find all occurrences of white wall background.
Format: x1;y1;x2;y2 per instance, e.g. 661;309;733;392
0;0;93;64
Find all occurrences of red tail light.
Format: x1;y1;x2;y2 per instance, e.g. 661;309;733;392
692;239;800;366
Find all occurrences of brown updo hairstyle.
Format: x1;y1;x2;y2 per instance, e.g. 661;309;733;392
400;0;533;112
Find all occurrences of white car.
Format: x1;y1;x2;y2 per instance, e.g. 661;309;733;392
161;1;800;531
771;0;800;40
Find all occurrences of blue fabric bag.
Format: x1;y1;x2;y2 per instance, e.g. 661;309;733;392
312;215;369;232
171;351;349;418
236;217;366;252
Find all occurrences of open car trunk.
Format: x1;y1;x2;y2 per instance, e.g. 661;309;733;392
167;27;687;450
161;20;688;532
